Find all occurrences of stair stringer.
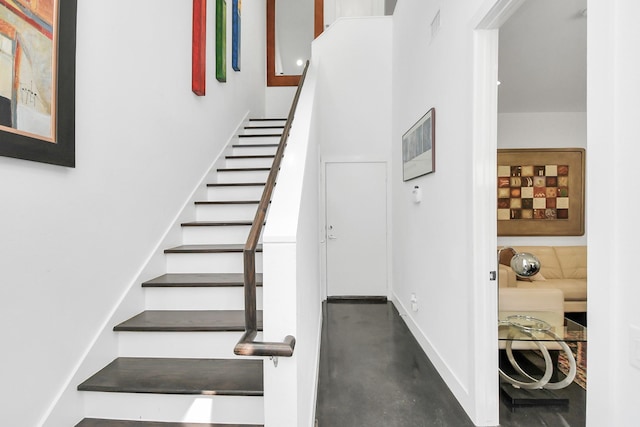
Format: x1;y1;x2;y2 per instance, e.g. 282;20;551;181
39;112;252;427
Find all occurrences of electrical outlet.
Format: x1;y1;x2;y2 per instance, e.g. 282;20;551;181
410;293;418;312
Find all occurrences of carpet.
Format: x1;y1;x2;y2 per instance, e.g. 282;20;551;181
558;341;587;389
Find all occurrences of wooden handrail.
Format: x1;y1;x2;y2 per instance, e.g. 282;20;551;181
234;61;310;357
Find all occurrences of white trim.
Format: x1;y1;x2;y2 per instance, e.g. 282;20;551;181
391;295;470;400
468;0;527;425
470;27;500;427
307;307;324;427
585;1;615;425
472;0;526;30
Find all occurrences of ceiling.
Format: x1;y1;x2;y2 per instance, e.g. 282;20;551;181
498;0;587;113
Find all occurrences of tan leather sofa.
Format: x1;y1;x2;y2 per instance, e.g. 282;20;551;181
498;246;587;313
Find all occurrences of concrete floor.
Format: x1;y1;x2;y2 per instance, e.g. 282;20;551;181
315;301;586;427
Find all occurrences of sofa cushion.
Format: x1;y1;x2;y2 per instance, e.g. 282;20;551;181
512;246;563;279
516;278;587;301
554;246;587;279
516;271;546;282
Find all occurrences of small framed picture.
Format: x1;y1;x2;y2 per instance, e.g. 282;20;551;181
402;108;435;181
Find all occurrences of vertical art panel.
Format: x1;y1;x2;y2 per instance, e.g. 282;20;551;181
192;0;206;95
216;0;226;82
0;0;76;166
232;0;240;71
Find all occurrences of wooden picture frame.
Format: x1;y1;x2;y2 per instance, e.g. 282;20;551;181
266;0;323;87
497;148;585;236
402;108;435;181
0;0;77;167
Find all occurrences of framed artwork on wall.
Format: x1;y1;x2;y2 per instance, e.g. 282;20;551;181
402;108;435;181
497;148;586;236
216;0;226;82
232;0;240;72
0;0;77;167
192;0;207;96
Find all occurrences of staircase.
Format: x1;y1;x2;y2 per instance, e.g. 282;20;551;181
75;119;286;426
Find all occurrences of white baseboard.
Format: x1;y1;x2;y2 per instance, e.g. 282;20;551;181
390;293;472;417
308;306;324;427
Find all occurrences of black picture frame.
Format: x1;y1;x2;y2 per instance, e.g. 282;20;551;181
402;108;435;181
0;0;77;167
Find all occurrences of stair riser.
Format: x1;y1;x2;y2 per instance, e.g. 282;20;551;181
195;204;258;221
242;128;284;136
182;225;259;245
83;393;264;424
231;145;278;156
225;157;274;168
166;252;263;274
207;185;265;201
144;286;263;311
249;119;286;127
216;170;270;184
236;136;281;146
118;331;264;359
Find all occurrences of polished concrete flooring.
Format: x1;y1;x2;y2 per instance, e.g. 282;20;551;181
315;302;586;427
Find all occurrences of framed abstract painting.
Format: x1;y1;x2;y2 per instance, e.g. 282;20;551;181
232;0;240;72
216;0;226;82
0;0;77;167
192;0;207;96
497;148;585;236
402;108;435;181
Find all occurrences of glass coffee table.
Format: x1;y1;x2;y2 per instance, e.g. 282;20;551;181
499;311;586;395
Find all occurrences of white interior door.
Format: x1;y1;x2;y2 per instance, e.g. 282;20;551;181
325;162;387;297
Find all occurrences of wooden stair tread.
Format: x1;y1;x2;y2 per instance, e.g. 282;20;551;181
142;273;263;287
78;357;263;395
249;118;286;121
238;134;282;138
217;167;271;172
194;201;259;205
244;126;284;130
181;221;254;227
77;419;262;427
164;244;262;254
207;182;265;187
225;155;275;159
114;310;263;332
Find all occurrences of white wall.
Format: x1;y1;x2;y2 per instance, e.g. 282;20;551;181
498;112;586;149
324;0;385;26
312;17;392;299
391;0;492;423
497;112;587;247
266;87;296;117
262;62;322;427
0;1;266;425
587;0;640;425
314;17;392;161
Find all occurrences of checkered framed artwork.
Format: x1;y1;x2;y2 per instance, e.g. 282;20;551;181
497;148;585;236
